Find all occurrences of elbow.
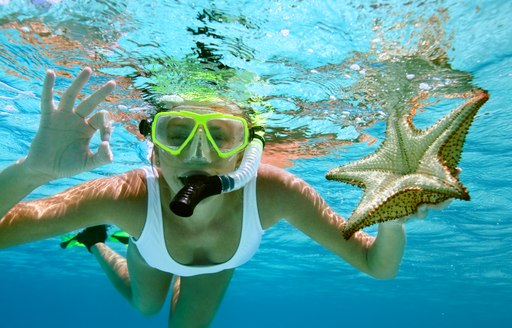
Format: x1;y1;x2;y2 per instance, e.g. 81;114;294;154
364;256;401;279
365;263;400;280
369;270;399;280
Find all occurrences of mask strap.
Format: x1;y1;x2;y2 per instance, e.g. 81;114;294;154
139;119;152;136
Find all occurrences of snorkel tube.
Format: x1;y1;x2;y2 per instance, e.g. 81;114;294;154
169;130;264;217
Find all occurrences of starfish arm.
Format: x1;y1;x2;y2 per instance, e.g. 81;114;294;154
343;172;467;239
343;188;453;239
326;113;428;178
418;90;489;170
326;167;389;189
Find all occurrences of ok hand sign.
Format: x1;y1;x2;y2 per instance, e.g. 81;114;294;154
25;67;116;180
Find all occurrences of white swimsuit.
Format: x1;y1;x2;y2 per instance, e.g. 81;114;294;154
131;166;264;277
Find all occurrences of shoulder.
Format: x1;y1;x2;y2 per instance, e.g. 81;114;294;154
256;164;317;228
257;163;293;183
256;164;290;197
257;163;312;194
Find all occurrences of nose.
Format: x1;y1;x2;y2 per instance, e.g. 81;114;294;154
182;127;213;163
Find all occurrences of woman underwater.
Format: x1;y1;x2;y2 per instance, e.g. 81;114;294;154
0;67;443;327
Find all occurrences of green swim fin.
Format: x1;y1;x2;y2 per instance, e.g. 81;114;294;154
59;234;86;249
109;231;130;245
59;225;108;252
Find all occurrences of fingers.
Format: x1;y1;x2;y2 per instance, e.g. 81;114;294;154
95;141;114;165
86;141;114;171
85;111;114;171
410;200;453;221
41;70;56;115
75;80;116;118
428;199;453;211
415;204;428;220
45;67;115;118
57;67;92;112
87;110;113;141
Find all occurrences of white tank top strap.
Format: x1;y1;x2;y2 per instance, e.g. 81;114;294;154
142;166;161;230
130;166;166;263
239;174;264;252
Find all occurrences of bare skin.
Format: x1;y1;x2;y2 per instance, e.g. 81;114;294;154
0;68;446;327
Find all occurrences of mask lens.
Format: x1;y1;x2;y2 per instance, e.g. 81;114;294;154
152;111;249;157
206;118;246;154
154;115;196;151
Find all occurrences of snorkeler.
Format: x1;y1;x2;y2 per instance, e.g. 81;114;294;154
0;67;447;327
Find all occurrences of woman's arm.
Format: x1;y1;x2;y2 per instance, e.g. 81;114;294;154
0;158;52;219
257;164;405;279
0;170;147;249
0;68;115;218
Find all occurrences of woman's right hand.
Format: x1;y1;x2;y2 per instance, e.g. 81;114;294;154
24;67;116;181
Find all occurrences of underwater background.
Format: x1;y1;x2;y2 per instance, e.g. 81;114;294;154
0;0;511;327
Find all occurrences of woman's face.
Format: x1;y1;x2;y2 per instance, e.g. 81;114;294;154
153;105;244;194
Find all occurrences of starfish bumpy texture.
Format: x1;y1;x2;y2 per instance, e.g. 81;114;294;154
326;89;489;239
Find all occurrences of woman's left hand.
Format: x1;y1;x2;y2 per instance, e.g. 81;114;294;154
379;198;454;228
380;168;461;227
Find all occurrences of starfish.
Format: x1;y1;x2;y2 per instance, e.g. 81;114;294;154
326;89;489;239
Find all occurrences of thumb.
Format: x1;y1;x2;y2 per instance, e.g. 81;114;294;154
87;141;113;170
415;204;428;220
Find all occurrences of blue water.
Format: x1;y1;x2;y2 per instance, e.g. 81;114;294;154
1;0;511;327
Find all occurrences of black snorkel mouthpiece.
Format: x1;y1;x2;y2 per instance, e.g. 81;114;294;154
170;175;222;217
169;129;265;218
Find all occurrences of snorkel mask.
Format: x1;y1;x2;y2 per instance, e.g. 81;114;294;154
152;110;251;159
140;99;265;217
